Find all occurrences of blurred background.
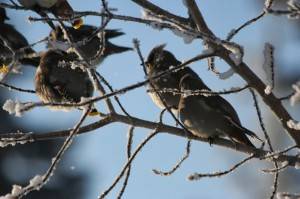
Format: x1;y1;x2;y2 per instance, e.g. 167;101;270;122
1;0;300;198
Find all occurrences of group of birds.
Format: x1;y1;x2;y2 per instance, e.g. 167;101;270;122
0;4;131;115
0;1;260;148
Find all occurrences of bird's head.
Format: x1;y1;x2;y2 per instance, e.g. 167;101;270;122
146;44;181;74
0;7;9;23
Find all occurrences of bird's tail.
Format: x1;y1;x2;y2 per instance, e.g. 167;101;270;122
242;127;263;142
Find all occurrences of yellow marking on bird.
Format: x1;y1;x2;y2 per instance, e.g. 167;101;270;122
88;110;101;116
0;64;9;74
72;18;83;29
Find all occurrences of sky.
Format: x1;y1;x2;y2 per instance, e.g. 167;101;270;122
3;0;300;199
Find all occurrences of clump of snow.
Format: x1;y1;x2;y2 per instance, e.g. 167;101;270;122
219;68;235;80
0;132;34;148
29;175;44;190
223;43;243;65
264;0;273;9
183;89;192;98
290;82;300;106
171;29;196;44
295;162;300;169
141;9;162;22
276;192;300;199
281;160;289;167
287;119;300;130
11;185;23;196
202;48;214;55
150;22;163;30
263;43;274;92
2;99;25;117
288;0;300;10
0;185;23;199
264;85;273;95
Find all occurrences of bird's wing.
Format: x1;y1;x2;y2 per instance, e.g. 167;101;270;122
180;68;241;124
0;24;29;50
224;115;262;141
205;95;241;125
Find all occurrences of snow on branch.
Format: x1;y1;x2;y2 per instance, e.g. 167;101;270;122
263;43;275;95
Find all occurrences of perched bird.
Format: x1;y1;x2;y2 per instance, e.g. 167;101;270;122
178;74;260;147
145;44;199;110
146;44;259;147
35;49;97;114
17;0;82;29
0;7;40;68
48;25;132;66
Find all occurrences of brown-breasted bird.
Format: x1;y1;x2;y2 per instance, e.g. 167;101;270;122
145;44;199;110
48;25;132;66
17;0;82;29
35;49;98;114
146;44;259;147
0;7;40;68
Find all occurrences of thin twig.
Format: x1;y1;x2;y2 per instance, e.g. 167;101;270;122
250;89;279;199
152;139;191;176
98;110;165;199
188;154;255;180
147;85;249;97
0;82;35;93
117;126;134;199
18;106;91;198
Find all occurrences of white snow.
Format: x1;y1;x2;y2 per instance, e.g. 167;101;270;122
263;43;274;88
29;175;44;190
2;99;25;117
223;43;243;65
150;22;163;30
141;9;162;22
171;28;196;44
11;185;23;196
288;0;300;10
0;185;24;199
295;162;300;169
290;82;300;106
287;119;300;130
276;192;300;199
264;85;273;95
219;68;235;80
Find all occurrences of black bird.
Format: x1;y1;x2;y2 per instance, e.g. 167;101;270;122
146;44;260;147
48;25;132;66
0;7;40;68
17;0;82;29
35;49;98;114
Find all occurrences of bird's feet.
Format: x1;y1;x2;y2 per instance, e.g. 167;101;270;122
208;136;215;147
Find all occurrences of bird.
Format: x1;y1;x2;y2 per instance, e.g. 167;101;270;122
47;25;132;66
178;74;260;147
0;7;40;68
34;49;98;114
145;44;199;110
146;44;259;147
17;0;82;29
